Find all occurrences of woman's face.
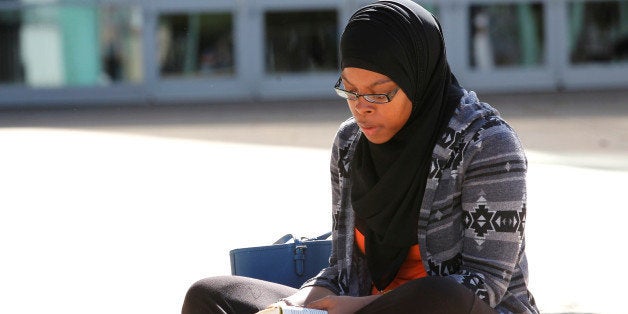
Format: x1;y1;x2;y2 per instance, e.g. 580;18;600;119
341;67;413;144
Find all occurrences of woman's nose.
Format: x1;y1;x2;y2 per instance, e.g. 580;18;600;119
353;98;374;115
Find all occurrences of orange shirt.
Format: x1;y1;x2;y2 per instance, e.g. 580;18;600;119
355;228;428;295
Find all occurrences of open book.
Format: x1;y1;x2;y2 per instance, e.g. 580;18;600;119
257;305;327;314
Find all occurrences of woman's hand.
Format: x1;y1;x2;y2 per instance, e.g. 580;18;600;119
307;295;379;314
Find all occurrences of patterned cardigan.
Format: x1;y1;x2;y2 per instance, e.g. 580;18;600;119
302;91;539;314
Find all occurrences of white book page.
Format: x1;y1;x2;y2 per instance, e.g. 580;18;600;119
281;306;327;314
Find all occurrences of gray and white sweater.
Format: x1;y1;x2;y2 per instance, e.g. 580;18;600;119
303;91;539;314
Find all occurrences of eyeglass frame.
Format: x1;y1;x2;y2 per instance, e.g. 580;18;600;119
333;77;400;104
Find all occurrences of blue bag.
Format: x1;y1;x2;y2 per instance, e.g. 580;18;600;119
229;232;332;288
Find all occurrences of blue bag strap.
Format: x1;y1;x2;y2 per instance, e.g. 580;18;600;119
294;243;306;276
271;232;331;277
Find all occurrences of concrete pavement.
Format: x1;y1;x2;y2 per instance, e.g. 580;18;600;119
0;89;627;313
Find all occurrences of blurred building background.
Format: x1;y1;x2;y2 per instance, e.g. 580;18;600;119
1;0;627;107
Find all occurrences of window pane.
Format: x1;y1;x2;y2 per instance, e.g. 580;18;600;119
265;10;338;73
569;1;628;64
100;5;144;84
469;3;545;70
0;9;23;84
158;13;234;78
0;4;142;87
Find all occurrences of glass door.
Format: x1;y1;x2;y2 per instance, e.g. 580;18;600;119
0;0;146;106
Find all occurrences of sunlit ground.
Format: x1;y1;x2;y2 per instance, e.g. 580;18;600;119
0;128;626;314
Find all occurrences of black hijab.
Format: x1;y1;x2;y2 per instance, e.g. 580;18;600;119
342;0;463;290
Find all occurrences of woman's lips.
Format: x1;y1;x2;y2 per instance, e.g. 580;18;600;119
358;122;379;136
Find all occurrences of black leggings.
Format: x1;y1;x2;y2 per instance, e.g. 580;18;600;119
181;275;497;314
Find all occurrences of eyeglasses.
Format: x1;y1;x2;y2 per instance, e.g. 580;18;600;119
333;77;399;104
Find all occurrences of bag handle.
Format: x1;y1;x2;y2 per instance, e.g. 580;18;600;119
273;232;332;245
272;232;332;277
273;234;296;245
311;232;332;241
